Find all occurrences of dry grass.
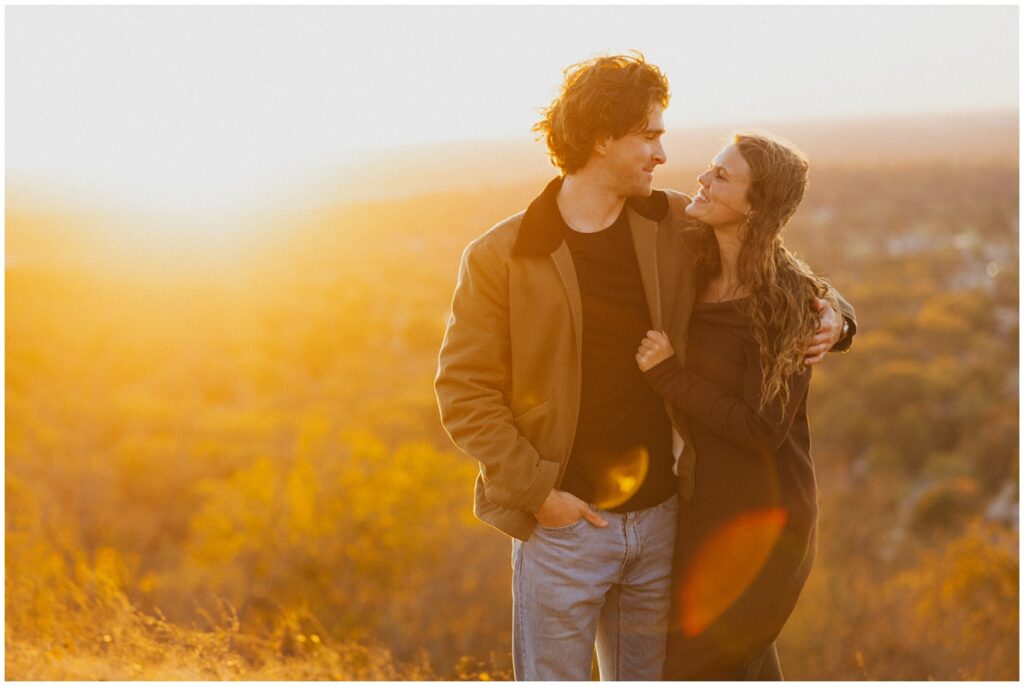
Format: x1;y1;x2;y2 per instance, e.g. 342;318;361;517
3;529;429;681
5;592;430;680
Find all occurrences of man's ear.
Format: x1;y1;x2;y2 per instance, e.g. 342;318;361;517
592;134;612;157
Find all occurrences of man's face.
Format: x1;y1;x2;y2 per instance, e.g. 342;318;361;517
598;104;667;198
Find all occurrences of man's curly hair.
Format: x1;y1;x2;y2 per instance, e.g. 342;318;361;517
534;52;670;174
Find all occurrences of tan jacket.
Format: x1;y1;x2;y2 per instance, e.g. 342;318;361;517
435;178;698;540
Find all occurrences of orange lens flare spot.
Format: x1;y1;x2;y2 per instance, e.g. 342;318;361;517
592;447;649;510
680;507;788;637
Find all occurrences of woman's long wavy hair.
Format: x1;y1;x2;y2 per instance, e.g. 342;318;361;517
692;132;839;412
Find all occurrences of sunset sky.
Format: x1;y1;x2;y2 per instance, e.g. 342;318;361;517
7;5;1018;220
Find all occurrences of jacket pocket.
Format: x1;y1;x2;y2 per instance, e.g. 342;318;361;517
536;516;586;533
513;399;550;427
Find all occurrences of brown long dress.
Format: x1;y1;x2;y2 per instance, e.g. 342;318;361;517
643;297;817;680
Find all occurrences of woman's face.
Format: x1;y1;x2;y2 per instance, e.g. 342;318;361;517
685;143;753;228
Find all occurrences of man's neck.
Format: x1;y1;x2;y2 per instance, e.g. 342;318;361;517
556;173;627;234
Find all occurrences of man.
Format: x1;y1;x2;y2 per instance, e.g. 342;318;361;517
435;54;854;681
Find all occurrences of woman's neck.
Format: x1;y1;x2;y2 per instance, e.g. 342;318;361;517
699;220;749;303
713;221;744;286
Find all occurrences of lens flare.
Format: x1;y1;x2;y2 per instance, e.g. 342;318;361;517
680;507;788;637
591;447;649;510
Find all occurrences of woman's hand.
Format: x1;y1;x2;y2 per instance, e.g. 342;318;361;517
636;330;675;372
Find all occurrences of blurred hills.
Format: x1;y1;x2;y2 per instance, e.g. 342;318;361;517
6;109;1018;278
325;109;1019;203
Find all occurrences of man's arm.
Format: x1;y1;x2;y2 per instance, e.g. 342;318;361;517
804;291;857;365
434;240;559;514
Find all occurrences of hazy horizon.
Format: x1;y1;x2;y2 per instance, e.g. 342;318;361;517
8;108;1019;225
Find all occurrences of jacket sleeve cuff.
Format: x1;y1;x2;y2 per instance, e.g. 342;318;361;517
831;315;857;353
642;355;683;391
519;459;561;514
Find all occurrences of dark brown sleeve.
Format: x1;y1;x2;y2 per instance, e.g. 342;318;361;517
643;347;810;453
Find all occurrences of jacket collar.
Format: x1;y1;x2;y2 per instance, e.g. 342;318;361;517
512;176;670;257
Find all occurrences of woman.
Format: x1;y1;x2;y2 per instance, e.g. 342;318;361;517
635;133;839;680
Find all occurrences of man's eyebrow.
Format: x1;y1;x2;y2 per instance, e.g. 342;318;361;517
644;127;665;135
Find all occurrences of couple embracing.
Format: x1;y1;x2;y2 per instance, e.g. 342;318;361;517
435;53;856;681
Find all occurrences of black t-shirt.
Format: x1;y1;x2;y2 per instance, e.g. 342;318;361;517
557;208;677;512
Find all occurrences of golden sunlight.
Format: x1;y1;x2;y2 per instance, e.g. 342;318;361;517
681;508;789;637
5;6;1019;680
591;447;650;510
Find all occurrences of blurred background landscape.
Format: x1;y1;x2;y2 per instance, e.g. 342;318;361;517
6;5;1019;681
7;111;1019;680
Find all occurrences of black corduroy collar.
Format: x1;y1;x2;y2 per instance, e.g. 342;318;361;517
512;176;670;257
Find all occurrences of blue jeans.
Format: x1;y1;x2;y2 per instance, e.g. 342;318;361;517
511;494;678;681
